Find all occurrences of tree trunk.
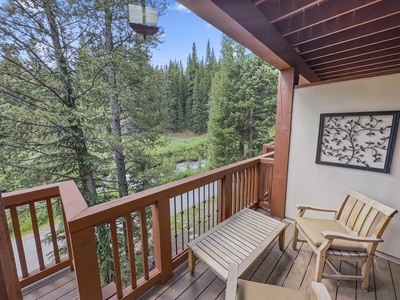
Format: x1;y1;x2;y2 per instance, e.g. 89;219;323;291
104;0;129;198
44;1;97;199
248;107;256;158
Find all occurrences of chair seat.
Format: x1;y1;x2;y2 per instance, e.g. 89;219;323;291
237;279;309;300
295;217;365;252
326;249;368;257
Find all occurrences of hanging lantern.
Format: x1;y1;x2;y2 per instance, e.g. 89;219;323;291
129;4;159;39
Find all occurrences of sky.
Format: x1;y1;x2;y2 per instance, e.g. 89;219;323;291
149;2;223;68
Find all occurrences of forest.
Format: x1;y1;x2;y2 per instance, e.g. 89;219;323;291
0;0;278;203
0;0;278;284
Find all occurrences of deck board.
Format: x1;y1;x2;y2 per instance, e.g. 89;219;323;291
22;210;400;300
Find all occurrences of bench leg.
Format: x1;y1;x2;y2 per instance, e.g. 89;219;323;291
279;228;285;251
188;248;195;276
292;222;299;250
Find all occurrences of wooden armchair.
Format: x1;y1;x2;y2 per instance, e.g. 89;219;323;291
225;263;331;300
292;189;398;291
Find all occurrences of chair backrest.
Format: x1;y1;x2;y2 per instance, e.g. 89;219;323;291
334;189;397;240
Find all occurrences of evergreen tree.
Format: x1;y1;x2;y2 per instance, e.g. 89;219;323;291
0;0;99;202
208;36;277;168
185;42;198;127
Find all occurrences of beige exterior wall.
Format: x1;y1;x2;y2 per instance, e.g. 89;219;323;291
286;73;400;259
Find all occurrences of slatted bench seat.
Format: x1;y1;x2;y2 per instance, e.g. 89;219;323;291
188;208;286;280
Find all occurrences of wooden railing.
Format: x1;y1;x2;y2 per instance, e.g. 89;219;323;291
1;181;86;288
1;145;275;299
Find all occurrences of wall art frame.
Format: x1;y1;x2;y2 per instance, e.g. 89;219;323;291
316;111;400;173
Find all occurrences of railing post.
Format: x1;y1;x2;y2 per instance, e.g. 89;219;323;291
0;193;23;300
221;174;233;220
70;226;103;300
152;199;173;284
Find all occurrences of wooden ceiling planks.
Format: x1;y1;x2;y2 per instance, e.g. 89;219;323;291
178;0;400;82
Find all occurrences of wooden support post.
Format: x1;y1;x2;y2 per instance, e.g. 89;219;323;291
271;68;298;219
152;200;173;284
0;193;22;300
221;174;233;220
70;226;102;300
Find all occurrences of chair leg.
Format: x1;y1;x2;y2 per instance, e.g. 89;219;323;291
292;222;299;250
361;256;373;292
314;251;326;282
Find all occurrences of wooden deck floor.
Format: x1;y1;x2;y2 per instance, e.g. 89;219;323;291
23;221;400;300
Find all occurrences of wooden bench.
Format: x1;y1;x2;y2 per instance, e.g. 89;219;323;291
188;208;286;280
292;188;398;291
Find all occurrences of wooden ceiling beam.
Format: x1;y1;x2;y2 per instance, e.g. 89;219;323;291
297;15;400;55
314;55;400;76
274;0;379;37
320;63;400;80
256;0;323;23
318;68;400;83
306;39;400;67
311;47;400;70
301;28;400;61
209;0;320;82
287;3;400;47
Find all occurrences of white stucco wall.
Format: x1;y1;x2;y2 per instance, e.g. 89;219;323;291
286;73;400;259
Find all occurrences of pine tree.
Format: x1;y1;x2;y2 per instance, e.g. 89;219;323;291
0;0;99;202
208;36;277;168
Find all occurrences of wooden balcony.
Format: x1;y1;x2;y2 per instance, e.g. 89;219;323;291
22;212;400;300
3;146;399;299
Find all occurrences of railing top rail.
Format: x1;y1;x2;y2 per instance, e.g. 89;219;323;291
2;180;88;222
69;152;274;233
2;183;61;208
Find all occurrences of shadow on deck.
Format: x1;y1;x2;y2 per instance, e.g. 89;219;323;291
23;216;400;300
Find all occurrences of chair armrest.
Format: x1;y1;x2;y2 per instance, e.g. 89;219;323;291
296;204;337;213
320;231;383;243
312;281;331;300
225;263;239;300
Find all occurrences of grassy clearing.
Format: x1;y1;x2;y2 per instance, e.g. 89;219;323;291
157;134;208;164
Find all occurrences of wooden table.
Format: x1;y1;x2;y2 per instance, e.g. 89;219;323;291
188;208;286;280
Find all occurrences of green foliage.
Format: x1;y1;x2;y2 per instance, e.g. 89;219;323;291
208;36;278;168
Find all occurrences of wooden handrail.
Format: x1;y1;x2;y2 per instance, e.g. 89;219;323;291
1;181;85;288
68;152;274;233
1;147;275;299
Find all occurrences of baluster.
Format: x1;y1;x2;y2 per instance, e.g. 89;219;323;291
110;219;122;298
192;190;195;239
213;181;217;226
125;213;137;289
207;183;211;231
180;195;184;251
29;202;45;270
10;207;28;277
46;198;60;263
173;197;178;255
232;173;236;214
186;192;190;243
198;188;201;236
139;208;149;280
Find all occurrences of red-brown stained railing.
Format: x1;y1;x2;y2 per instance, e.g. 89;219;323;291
110;219;123;299
139;208;150;281
125;213;137;289
46;199;60;264
2;146;274;299
29;202;45;271
2;183;77;288
9;207;28;278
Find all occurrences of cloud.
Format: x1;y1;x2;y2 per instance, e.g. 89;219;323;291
171;4;190;13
